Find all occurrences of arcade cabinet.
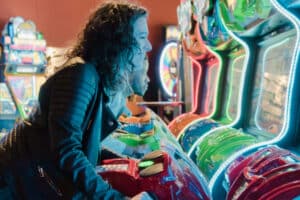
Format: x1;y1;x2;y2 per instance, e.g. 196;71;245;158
186;0;300;199
176;0;251;153
157;26;180;102
0;16;47;137
168;0;221;137
100;101;212;199
224;1;300;199
100;55;211;198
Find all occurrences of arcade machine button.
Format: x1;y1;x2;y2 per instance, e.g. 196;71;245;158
138;160;154;169
141;150;164;161
139;163;164;177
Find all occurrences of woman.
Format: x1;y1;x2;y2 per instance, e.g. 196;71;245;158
0;0;152;199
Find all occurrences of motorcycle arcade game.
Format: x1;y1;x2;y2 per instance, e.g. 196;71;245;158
186;0;300;199
175;0;252;154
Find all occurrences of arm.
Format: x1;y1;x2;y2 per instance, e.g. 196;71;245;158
48;64;124;199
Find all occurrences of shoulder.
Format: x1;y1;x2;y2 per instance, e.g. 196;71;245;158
54;62;100;87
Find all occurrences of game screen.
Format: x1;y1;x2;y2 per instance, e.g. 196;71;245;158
0;83;17;115
247;32;297;135
220;53;245;122
6;75;45;116
201;63;219;114
0;83;18;134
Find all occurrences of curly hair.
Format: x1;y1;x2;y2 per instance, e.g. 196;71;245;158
67;0;147;92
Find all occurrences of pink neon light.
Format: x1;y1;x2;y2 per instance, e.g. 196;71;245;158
193;20;219;115
182;21;219;115
168;19;219;133
189;56;202;113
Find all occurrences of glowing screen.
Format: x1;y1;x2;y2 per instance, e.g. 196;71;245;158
6;75;45;117
0;83;17;115
247;34;296;135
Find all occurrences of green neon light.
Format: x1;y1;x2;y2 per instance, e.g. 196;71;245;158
224;54;246;121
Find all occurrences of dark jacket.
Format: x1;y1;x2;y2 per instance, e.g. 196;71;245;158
0;62;124;199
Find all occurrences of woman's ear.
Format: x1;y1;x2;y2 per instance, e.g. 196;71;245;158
126;61;135;72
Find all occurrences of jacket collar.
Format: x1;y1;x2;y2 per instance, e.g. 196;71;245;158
101;104;119;140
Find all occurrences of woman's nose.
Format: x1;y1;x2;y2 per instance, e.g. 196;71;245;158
145;40;152;52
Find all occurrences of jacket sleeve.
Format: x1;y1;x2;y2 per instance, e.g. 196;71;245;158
47;64;124;199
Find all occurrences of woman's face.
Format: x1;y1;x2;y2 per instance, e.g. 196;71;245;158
130;15;152;72
127;15;152;96
129;58;150;96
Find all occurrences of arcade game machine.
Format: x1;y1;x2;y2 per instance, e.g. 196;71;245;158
224;1;300;199
168;0;221;138
155;25;182;123
100;103;212;198
157;25;180;102
186;0;300;198
0;16;47;137
96;149;211;199
176;0;251;152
